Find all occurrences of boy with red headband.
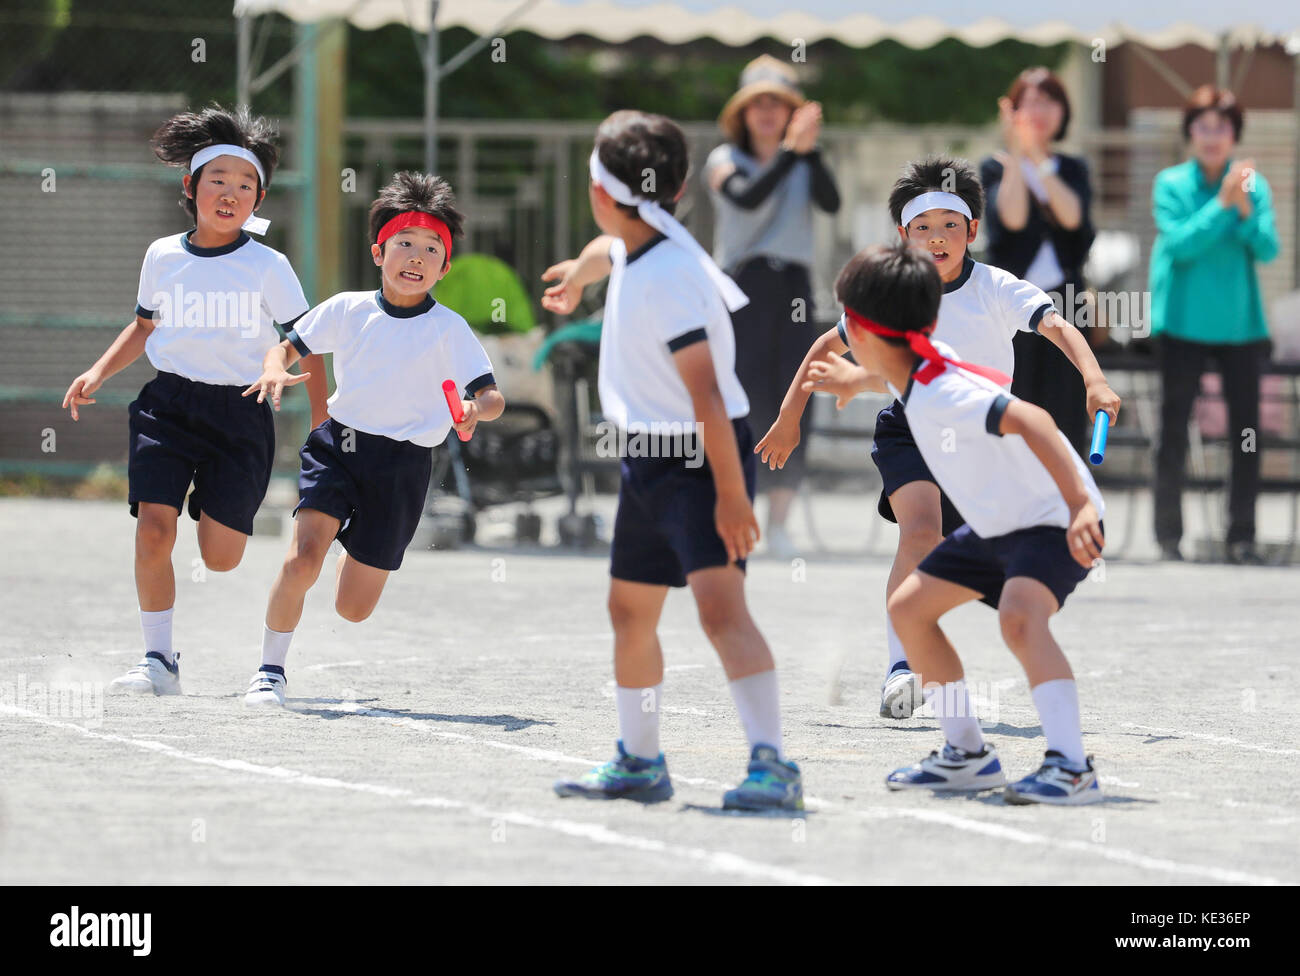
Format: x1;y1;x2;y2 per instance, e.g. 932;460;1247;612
756;156;1119;721
240;172;504;706
830;240;1105;804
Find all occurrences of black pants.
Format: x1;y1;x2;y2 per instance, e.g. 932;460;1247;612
729;257;816;491
1153;335;1267;545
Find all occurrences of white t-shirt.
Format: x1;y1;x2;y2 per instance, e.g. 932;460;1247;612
288;290;495;448
888;340;1104;538
933;258;1056;385
135;231;310;386
598;234;750;429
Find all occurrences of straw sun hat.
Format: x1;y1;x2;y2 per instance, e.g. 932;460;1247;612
718;54;806;144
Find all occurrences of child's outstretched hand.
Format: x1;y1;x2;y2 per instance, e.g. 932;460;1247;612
1066;499;1104;569
1085;380;1121;427
242;367;311;412
452;398;480;439
801;352;872;409
540;260;584;315
755;414;801;471
63;369;103;421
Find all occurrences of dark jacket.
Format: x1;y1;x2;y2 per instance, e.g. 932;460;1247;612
979;153;1095;288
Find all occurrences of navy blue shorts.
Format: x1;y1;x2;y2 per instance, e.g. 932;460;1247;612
871;400;965;535
296;418;433;572
610;417;757;588
127;371;275;535
917;521;1103;611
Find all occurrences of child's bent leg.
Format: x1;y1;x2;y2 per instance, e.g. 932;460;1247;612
334;553;389;623
999;577;1086;768
265;508;339;633
884;481;943;668
608;578;669;759
888;570;984;752
196;512;249;573
135;501;179;612
687;565;783;755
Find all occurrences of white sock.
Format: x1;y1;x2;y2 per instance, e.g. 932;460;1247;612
728;670;783;759
1031;678;1086;768
261;626;295;670
616;684;661;760
886;617;908;669
932;680;984;754
140;608;174;665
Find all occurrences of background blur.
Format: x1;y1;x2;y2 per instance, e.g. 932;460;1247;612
2;0;1298;557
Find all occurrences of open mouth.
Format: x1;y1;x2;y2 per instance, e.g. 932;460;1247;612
930;250;949;263
399;270;424;282
216;208;236;219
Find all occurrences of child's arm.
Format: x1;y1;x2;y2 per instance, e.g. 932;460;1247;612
674;341;759;562
299;353;331;429
242;339;312;411
999;398;1104;568
754;324;887;469
540;236;616;315
453;385;504;439
62;314;156;420
1036;311;1121;424
803;352;885;409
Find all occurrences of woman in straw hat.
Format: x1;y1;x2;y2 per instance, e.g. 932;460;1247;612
705;54;840;559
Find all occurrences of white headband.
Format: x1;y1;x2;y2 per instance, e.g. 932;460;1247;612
900;191;972;227
189;144;270;235
589;149;749;313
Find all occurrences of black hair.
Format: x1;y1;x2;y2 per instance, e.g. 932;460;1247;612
887;155;984;227
594;110;689;218
834;241;942;347
368;171;466;267
151;104;280;222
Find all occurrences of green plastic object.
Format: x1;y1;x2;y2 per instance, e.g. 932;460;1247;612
532;318;604;370
434;253;536;335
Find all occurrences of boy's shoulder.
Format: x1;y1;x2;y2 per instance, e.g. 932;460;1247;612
243;236;292;264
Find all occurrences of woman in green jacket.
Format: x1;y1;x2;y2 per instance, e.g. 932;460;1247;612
1150;86;1279;564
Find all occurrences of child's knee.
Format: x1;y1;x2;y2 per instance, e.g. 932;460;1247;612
998;605;1043;650
282;542;329;588
335;594;374;623
199;542;244;573
135;512;176;558
887;583;927;633
696;601;749;645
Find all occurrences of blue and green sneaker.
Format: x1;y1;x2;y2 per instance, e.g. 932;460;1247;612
553;741;674;803
722;744;804;811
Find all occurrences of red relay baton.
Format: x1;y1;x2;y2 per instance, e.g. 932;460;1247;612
443;379;471;441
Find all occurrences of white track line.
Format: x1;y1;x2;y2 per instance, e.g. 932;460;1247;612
3;705;835;886
1123;723;1300;756
851;807;1283;885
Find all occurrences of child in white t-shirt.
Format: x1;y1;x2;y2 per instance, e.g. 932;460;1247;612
756;155;1119;720
62;105;311;697
240;172;504;707
829;239;1106;805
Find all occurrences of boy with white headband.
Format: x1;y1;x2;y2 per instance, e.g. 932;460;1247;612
63;105;313;696
240;171;504;707
548;110;803;811
756;156;1119;720
830;240;1106;804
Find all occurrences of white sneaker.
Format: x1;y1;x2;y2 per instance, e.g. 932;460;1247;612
886;742;1007;792
880;665;923;719
108;652;182;696
766;525;798;560
243;669;287;707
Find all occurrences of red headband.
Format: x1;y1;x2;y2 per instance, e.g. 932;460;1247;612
842;307;1011;387
376;211;452;261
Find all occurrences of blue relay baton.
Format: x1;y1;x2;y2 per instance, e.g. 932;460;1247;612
1089;411;1110;465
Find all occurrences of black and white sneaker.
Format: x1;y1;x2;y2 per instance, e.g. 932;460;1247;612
243;667;287;708
107;652;181;696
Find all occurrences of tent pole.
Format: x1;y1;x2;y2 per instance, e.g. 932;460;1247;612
237;14;251;108
295;21;320;307
425;0;441;173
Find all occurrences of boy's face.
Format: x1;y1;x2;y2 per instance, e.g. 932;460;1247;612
589;179;618;235
370;226;450;300
184;155;263;234
898;209;977;282
842;317;886;377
